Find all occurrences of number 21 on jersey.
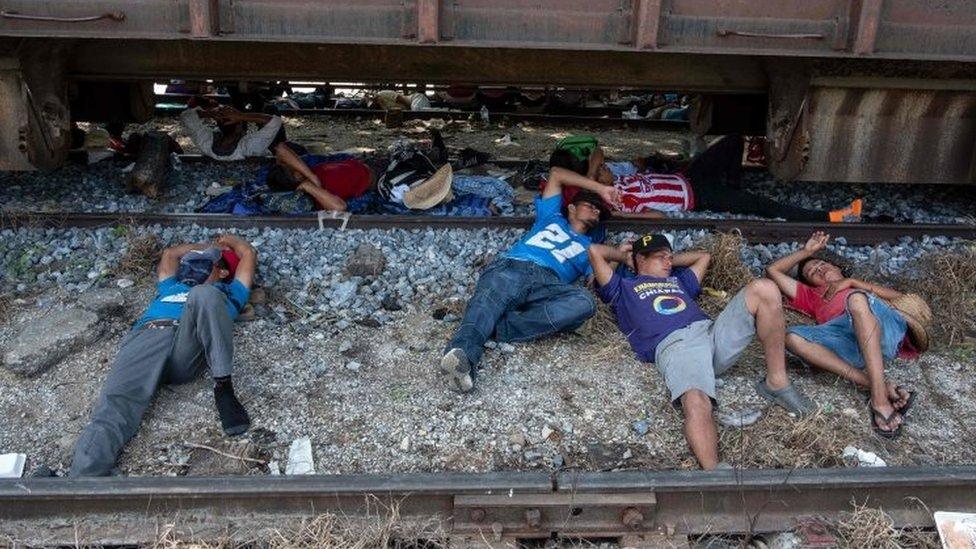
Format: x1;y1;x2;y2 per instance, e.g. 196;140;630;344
525;223;585;263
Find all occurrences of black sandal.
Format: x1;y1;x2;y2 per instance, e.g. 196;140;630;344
868;403;902;439
895;386;917;416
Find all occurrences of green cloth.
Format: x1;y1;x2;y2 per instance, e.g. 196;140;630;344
555;135;598;162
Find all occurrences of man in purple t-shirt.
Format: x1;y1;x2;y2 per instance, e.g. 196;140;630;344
589;233;815;470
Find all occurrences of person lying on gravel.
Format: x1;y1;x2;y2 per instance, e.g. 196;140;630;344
68;234;256;476
264;147;376;212
440;167;626;393
765;231;931;439
547;134;864;222
590;233;816;470
180;99;291;161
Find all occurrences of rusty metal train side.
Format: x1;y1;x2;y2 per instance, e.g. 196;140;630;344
1;0;975;182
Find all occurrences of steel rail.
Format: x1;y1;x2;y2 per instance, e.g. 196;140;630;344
2;211;975;245
1;466;975;545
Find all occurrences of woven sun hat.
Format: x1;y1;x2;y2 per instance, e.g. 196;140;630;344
403;163;453;210
888;293;932;353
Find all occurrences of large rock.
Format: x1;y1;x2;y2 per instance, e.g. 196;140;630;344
77;287;126;317
344;243;386;277
2;308;103;376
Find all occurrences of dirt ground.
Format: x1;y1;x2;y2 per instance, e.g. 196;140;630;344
141;114;694;163
0;275;973;478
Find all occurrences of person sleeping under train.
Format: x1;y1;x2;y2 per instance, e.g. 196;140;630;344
545;134;867;223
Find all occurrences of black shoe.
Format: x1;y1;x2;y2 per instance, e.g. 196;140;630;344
214;379;250;436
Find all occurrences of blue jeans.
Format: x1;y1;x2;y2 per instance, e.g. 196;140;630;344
447;258;596;369
788;291;907;369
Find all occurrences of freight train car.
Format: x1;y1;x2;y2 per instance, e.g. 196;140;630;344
1;0;975;183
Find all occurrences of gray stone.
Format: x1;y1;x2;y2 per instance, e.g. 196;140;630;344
498;343;516;354
345;361;362;372
345;243;387;277
3;308;103;376
631;420;649;436
77;287;125;316
330;280;359;308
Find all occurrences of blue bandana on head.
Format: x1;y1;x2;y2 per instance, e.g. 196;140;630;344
177;248;221;287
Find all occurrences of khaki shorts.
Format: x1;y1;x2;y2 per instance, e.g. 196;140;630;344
653;288;755;405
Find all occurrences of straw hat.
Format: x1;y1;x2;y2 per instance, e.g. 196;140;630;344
403;163;453;210
888;293;932;352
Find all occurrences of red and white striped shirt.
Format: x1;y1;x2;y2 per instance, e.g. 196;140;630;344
615;173;694;213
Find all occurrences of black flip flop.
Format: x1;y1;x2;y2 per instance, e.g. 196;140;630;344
868;403;902;439
895;385;917;416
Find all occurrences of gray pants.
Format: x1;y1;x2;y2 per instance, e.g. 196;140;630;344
69;285;235;477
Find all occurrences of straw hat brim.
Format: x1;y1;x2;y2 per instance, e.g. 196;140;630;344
888;293;932;353
403;164;453;210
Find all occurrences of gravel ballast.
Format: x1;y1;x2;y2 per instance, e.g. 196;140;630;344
0;224;974;477
2;116;975;223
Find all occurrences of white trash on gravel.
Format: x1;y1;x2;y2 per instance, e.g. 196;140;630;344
285;437;315;475
842;446;887;467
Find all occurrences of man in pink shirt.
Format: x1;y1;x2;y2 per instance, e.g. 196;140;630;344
765;231;930;438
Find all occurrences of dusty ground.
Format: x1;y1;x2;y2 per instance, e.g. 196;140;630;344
142;114;695;163
0;273;973;478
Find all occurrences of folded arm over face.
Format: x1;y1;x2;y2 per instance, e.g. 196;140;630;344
157;243;211;281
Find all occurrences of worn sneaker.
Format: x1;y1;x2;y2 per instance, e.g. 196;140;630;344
440;348;474;393
214;379;251;436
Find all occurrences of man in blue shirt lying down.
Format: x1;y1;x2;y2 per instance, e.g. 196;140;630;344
69;234;257;476
440;166;629;393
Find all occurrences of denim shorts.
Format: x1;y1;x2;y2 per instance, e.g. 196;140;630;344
787;291;907;369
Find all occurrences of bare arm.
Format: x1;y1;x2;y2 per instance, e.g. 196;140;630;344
273;143;319;186
157;243;210;281
586;147;605;180
765;231;828;300
298;181;346;211
587;243;627;287
543;167;620;207
852;279;903;301
215;234;257;289
672;251;711;284
224;109;273;125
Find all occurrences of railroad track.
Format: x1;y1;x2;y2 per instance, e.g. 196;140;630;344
3;211;976;246
1;466;974;545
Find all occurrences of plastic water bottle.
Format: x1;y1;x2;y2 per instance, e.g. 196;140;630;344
480;105;490;124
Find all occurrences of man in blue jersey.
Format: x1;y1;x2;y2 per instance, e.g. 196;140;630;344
440;167;626;393
69;234;257;476
589;234;815;469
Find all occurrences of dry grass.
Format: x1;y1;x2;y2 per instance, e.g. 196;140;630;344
151;497;446;548
115;231;162;278
700;231;754;294
581;302;631;362
833;500;940;549
721;408;861;469
910;245;976;347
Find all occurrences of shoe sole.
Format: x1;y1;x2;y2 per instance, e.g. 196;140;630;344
440;350;474;393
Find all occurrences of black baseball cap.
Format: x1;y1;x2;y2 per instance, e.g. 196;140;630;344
632;233;672;255
570;190;611;221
